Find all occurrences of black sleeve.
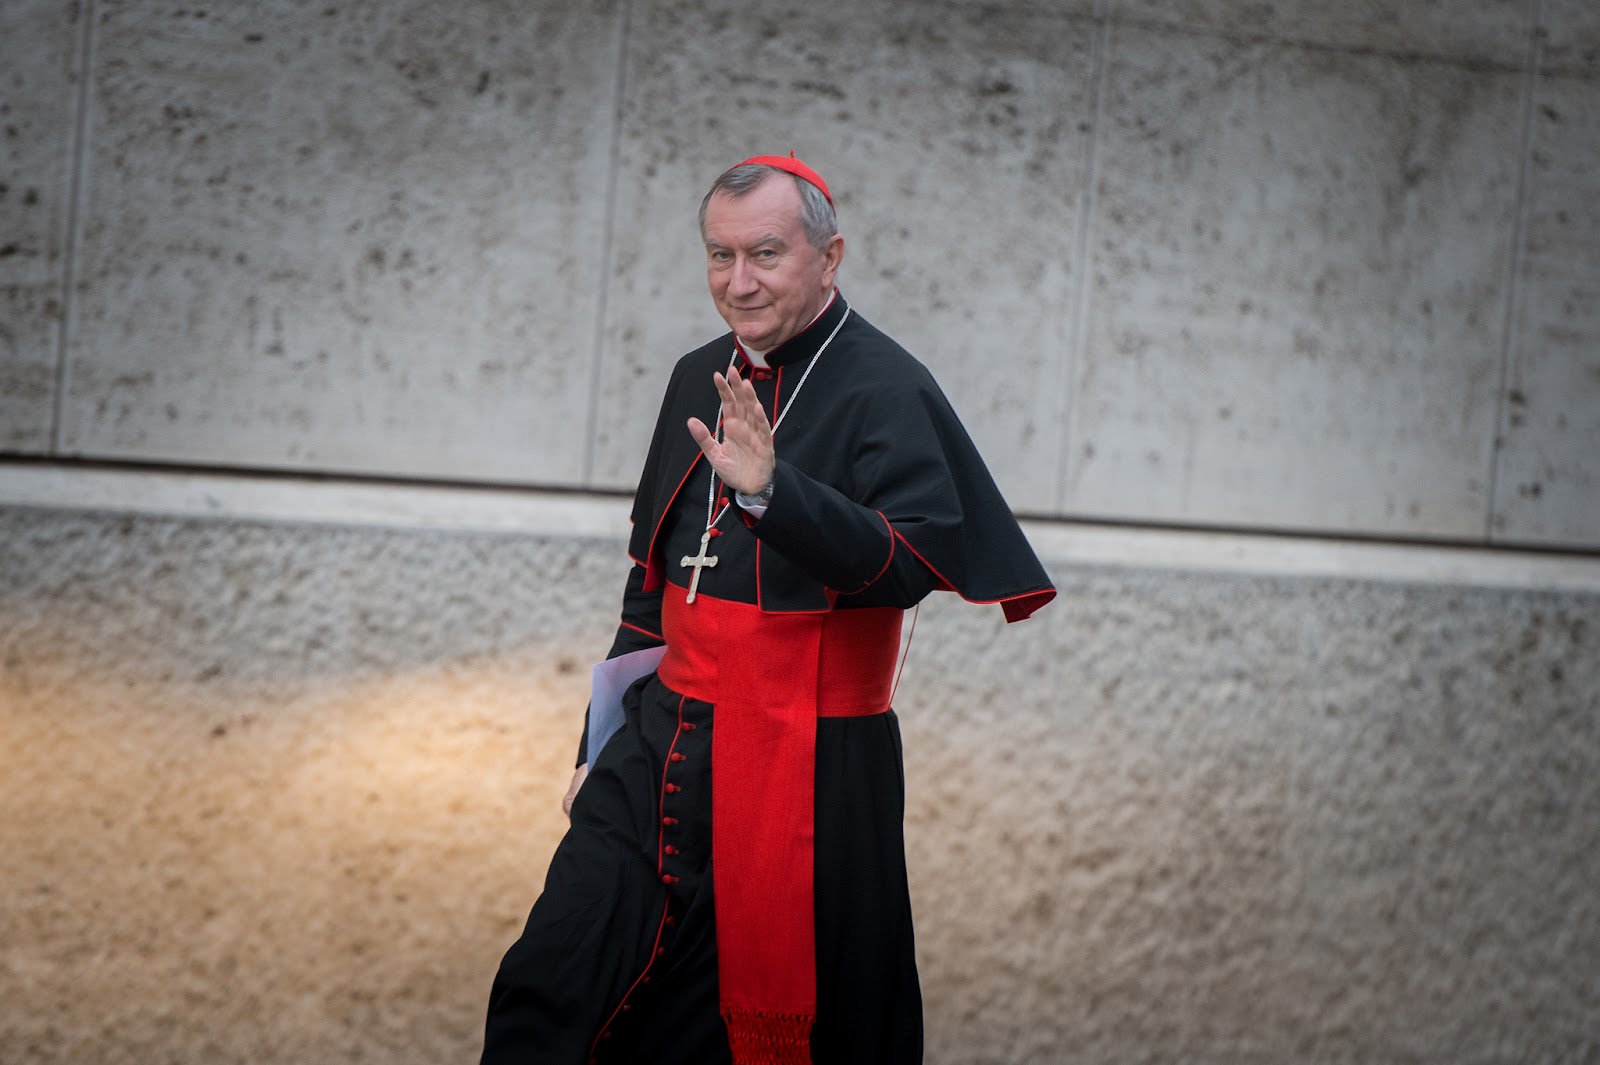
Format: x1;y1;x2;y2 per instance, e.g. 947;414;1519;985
743;373;981;608
750;366;1052;620
743;459;941;609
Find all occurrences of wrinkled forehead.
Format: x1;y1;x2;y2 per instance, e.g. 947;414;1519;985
702;179;807;243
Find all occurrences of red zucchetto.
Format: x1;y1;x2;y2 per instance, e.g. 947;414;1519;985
735;152;832;205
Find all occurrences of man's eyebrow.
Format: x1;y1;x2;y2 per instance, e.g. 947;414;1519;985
704;234;787;250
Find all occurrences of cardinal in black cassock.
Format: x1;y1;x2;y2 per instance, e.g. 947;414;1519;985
481;155;1054;1065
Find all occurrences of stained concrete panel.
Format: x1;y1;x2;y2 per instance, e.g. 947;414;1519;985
62;1;621;484
1491;75;1600;548
591;1;1098;511
0;0;78;453
1112;0;1533;68
1542;0;1600;79
1064;27;1522;537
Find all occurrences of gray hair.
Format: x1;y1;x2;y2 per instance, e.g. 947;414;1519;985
698;164;838;250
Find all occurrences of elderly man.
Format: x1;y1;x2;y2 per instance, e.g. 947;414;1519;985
481;155;1054;1065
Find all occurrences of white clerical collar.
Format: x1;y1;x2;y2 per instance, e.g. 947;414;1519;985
738;289;838;368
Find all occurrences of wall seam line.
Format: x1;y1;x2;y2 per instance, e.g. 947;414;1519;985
581;0;633;487
1055;2;1113;513
53;0;97;455
1484;0;1545;544
7;461;1600;588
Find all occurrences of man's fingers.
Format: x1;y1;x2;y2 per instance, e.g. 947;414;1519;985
687;418;729;472
739;375;767;426
728;373;769;434
691;369;775;494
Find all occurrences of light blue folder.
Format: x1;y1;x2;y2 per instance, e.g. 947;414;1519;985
585;644;668;765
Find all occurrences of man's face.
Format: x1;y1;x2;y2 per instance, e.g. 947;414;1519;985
703;177;843;352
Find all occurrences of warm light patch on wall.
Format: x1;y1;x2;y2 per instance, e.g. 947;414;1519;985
0;647;590;1063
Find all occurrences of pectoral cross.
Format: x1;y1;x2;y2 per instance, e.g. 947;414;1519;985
680;531;719;604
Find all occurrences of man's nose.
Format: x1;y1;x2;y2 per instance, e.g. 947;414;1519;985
727;257;759;296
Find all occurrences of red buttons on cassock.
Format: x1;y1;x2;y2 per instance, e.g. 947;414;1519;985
755;370;772;381
662;816;678;826
665;783;680;793
670;752;686;762
708;528;723;539
622;1003;632;1012
661;873;679;884
664;915;676;926
664;845;679;855
682;722;697;730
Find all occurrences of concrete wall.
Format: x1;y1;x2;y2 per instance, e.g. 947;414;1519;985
3;0;1597;546
2;505;1598;1064
4;2;1600;1063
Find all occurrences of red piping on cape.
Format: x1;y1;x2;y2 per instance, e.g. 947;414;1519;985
618;620;663;642
633;451;707;586
889;529;1055;622
842;511;898;595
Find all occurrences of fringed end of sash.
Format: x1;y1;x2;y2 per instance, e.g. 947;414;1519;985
723;1007;814;1065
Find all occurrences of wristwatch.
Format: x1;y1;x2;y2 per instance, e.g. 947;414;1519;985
736;478;776;510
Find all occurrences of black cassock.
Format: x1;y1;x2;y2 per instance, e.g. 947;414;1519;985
482;293;1054;1065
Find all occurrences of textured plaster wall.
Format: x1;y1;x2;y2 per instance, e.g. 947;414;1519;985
2;0;1598;546
3;1;1599;1061
3;506;1598;1064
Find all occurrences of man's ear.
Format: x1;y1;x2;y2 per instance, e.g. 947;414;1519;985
820;234;844;288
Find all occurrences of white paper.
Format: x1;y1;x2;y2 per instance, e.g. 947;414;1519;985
586;644;668;765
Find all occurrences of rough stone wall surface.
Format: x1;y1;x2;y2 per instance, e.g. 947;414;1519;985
3;0;1598;545
4;507;1597;1065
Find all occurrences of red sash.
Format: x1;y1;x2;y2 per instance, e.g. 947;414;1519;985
658;583;901;1064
